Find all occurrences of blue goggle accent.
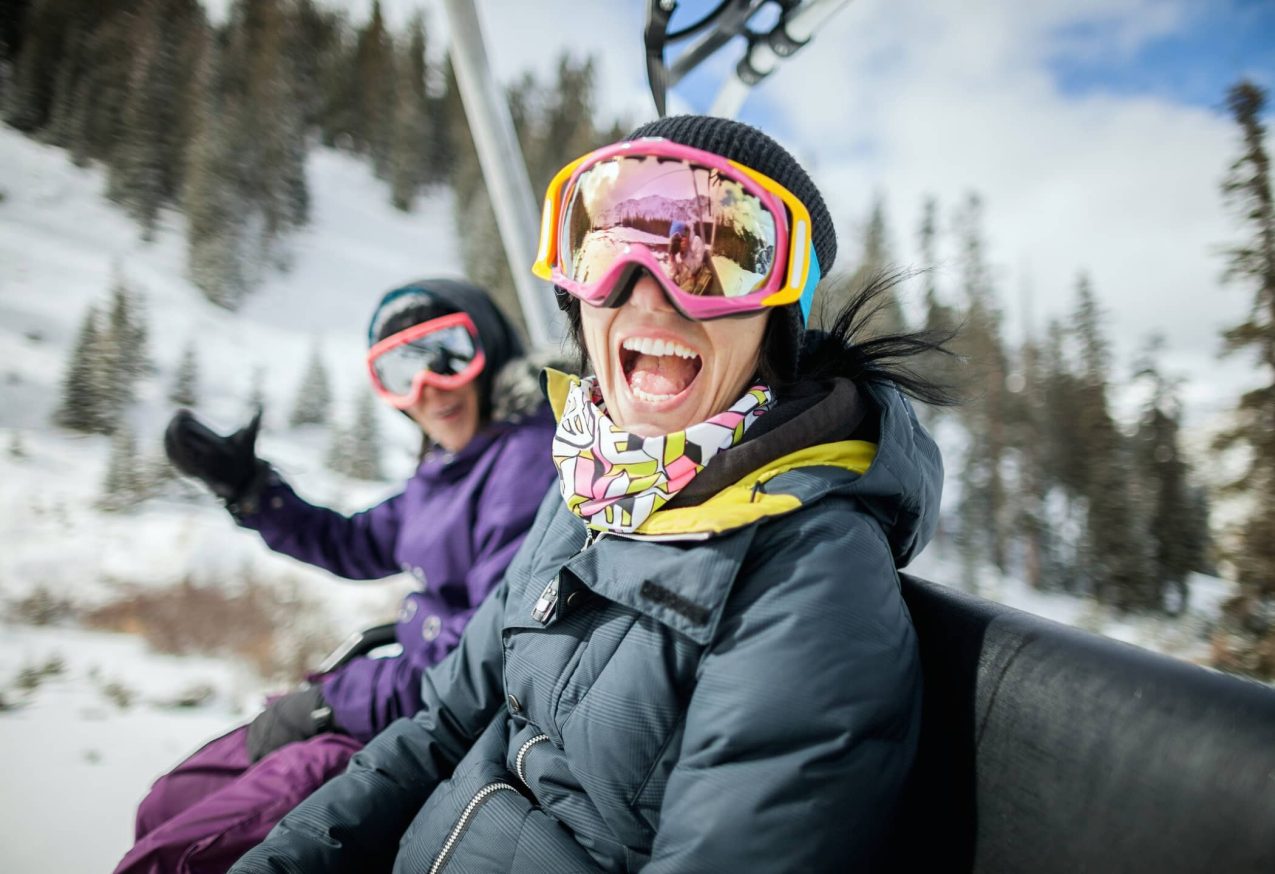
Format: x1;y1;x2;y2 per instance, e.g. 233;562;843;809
797;248;821;325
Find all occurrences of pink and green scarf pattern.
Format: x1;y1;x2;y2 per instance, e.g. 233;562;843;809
552;375;771;534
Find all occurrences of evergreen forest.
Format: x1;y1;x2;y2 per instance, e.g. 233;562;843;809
3;1;1273;679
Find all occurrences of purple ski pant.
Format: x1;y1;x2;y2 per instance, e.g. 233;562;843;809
113;724;362;874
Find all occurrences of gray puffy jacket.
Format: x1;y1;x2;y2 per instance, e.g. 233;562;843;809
231;376;942;873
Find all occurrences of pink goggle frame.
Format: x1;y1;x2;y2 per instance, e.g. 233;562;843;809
532;138;820;321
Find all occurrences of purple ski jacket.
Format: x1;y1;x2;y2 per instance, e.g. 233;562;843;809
237;408;555;742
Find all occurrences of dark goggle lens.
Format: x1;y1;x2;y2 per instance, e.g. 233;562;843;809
561;154;778;298
372;325;477;395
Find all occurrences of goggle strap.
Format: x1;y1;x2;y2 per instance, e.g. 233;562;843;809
798;250;821;325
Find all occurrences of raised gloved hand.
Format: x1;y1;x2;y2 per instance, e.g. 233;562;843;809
246;685;341;762
164;408;265;505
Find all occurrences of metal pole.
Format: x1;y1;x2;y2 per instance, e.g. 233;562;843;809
439;0;563;348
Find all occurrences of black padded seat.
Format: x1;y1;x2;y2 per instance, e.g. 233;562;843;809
889;575;1275;873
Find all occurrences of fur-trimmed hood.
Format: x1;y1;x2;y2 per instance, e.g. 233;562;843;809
491;350;569;425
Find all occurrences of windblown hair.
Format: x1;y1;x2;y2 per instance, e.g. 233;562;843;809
798;270;959;407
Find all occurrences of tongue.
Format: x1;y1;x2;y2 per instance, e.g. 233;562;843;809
628;353;697;397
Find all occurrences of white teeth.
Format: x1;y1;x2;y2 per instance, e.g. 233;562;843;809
621;336;698;359
631;386;676;403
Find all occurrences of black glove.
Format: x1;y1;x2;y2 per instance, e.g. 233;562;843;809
164;408;264;505
245;685;340;762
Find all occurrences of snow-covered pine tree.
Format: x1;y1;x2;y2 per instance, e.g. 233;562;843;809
53;303;111;433
290;342;332;426
325;390;384;481
345;389;383;480
169;341;199;407
1213;80;1275;678
323;418;351;476
98;423;146;511
106;275;148;390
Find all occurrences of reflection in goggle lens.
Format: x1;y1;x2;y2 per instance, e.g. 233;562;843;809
373;325;477;396
562;155;778;299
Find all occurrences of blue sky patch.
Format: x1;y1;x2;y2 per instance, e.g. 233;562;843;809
1048;0;1275;112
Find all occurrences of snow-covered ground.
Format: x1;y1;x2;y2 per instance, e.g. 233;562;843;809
0;126;454;871
0;125;1239;871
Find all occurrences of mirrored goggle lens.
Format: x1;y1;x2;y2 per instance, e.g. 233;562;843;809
561;155;779;299
372;325;477;396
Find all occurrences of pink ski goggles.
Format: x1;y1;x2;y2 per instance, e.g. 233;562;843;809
532;138;821;322
366;312;485;409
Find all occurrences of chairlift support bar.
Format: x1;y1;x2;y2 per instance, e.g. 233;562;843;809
439;0;563;349
646;0;853;120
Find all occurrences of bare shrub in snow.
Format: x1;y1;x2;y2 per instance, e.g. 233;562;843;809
83;574;337;683
8;586;79;625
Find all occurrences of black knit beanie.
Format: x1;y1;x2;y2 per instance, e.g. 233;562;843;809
621;116;837;386
626;115;837;274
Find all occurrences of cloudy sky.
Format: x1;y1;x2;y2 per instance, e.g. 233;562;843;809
297;0;1275;423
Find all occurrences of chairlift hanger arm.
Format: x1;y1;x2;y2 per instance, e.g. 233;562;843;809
646;0;852;119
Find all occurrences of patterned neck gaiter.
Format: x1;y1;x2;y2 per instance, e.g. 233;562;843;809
552;375;772;534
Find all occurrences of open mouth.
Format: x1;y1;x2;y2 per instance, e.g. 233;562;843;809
619;336;703;404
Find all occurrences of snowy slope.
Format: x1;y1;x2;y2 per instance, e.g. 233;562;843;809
0;126;465;871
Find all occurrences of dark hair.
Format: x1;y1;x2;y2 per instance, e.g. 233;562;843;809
800;270;959;407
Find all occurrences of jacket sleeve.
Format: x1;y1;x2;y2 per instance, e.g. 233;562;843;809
320;446;554;741
230;578;511;874
441;432;557;654
643;502;922;874
236;472;404;580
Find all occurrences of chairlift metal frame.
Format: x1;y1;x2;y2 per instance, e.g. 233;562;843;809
644;0;853;119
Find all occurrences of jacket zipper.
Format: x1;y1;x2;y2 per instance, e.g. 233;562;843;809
428;781;518;874
531;529;603;624
514;733;550;786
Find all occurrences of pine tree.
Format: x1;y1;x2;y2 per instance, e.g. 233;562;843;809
344;389;383;480
98;423;146;511
1132;336;1210;614
326;390;383;481
951;194;1010;574
1070;275;1156;611
841;197;906;337
169;341;199;407
1007;335;1050;589
290;343;332;427
184;26;252;307
353;0;396;175
917;196;961;400
105;0;205;240
389;13;430;211
1213;80;1275;677
53;304;111;433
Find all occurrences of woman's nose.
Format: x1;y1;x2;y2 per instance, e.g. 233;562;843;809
627;273;676;313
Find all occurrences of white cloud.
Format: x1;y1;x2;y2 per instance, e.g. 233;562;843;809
305;1;1261;423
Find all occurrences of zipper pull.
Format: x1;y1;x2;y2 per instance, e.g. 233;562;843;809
531;575;559;624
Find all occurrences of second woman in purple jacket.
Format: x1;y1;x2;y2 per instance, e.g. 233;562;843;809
114;278;557;874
